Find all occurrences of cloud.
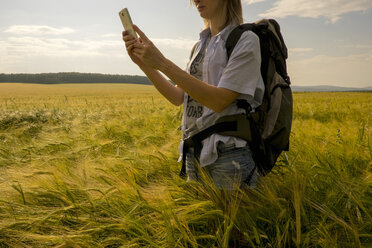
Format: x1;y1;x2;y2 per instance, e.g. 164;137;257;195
0;32;195;74
101;33;120;38
0;22;196;61
4;25;76;35
152;38;196;50
259;0;372;23
342;44;372;49
288;50;372;86
289;48;314;53
242;0;266;5
100;34;196;50
0;36;123;58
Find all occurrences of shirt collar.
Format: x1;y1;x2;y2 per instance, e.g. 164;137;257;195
199;28;211;40
199;23;239;42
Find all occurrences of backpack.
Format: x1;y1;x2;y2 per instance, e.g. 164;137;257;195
180;19;293;178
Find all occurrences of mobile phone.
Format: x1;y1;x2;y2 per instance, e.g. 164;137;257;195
119;8;138;41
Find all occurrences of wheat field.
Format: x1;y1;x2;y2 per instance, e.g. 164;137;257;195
0;83;371;247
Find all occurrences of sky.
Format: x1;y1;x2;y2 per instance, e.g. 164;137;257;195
0;0;372;87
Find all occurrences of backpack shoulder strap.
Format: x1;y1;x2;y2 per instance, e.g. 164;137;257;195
225;24;255;60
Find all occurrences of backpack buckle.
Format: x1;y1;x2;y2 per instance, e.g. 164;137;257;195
285;76;291;84
236;99;252;118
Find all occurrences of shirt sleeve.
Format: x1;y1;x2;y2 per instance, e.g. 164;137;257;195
218;31;262;97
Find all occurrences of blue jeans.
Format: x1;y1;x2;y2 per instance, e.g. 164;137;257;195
186;142;258;190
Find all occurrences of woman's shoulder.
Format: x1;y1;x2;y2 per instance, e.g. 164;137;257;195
237;29;259;46
225;27;261;60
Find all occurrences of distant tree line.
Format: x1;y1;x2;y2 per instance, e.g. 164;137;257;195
0;72;152;85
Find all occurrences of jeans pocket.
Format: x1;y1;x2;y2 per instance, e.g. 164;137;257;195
217;142;250;158
217;142;237;155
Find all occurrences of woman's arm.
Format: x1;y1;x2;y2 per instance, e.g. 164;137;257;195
160;59;239;113
138;65;184;106
128;26;240;113
122;31;184;106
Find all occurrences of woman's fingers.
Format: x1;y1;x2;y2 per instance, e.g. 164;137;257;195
129;46;142;58
123;33;135;43
127;42;142;50
123;32;143;56
133;25;149;42
123;25;161;67
124;39;137;49
127;43;143;56
132;50;142;58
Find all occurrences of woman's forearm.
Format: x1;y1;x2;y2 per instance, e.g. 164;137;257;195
139;64;184;106
158;59;239;113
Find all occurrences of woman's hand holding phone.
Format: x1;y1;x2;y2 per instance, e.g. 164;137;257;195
122;29;145;67
127;26;167;71
120;8;167;71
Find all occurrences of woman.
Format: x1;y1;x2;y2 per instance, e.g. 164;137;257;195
122;0;264;190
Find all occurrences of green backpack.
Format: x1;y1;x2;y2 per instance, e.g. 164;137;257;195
181;19;293;179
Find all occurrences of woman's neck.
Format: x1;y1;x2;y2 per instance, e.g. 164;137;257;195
209;23;223;37
208;12;227;36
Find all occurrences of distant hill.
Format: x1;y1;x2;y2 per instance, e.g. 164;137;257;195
1;73;371;92
0;72;151;85
292;85;372;92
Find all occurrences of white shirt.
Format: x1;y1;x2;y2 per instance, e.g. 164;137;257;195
179;24;264;166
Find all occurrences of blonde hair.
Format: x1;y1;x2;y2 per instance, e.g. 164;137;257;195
190;0;243;29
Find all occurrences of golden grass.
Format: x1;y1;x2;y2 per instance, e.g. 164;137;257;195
0;83;371;247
